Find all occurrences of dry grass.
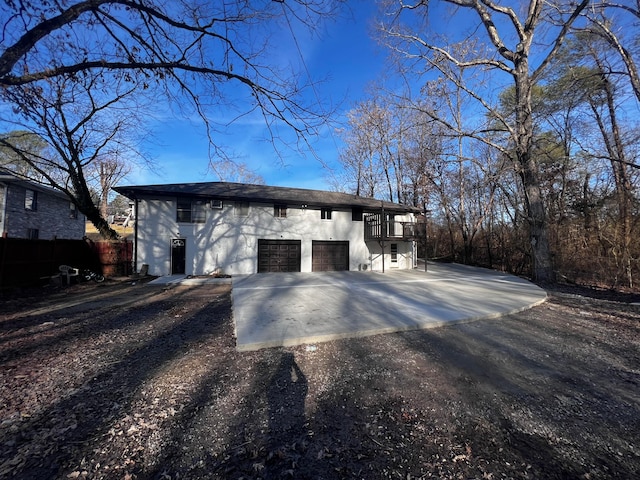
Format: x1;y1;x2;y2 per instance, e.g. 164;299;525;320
85;222;134;240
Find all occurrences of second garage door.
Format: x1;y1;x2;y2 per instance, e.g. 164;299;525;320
258;239;301;273
312;240;349;271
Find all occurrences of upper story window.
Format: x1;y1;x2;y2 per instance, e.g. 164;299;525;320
69;202;78;219
387;213;396;236
321;208;332;220
352;207;363;222
234;202;250;217
176;198;206;223
25;189;37;211
274;204;287;218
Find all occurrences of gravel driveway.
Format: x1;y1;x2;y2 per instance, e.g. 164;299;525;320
0;278;638;479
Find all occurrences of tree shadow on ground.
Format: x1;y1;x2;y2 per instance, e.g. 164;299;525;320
0;285;232;478
394;304;640;479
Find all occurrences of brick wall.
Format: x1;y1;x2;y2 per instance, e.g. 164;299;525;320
2;183;85;239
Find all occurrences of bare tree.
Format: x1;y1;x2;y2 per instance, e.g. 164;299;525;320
338;87;443;207
208;159;265;185
379;0;590;282
96;157;131;219
1;0;341;237
0;1;338;143
0;72;148;239
584;1;640;103
338;99;387;198
557;34;638;287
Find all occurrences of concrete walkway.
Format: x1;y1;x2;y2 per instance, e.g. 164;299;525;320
232;263;547;351
149;274;232;286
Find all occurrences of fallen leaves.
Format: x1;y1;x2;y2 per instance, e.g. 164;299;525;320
1;282;639;479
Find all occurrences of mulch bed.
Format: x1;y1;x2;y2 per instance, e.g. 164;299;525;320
1;278;639;479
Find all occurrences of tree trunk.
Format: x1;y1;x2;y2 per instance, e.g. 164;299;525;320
514;55;555;283
600;72;633;287
71;165;120;240
85;203;120;240
521;167;554;282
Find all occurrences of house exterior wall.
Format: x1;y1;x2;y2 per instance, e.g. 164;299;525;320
135;196;416;276
0;182;86;239
366;240;415;271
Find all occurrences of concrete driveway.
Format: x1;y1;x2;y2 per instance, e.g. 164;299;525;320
232;263;547;351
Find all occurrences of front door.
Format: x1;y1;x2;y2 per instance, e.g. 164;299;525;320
171;238;186;274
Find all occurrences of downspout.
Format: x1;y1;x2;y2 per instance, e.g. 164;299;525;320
380;201;385;273
0;182;7;237
0;183;6;289
424;203;428;273
133;198;139;273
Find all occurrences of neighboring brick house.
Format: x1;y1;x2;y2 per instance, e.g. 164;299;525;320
114;181;422;276
0;169;86;239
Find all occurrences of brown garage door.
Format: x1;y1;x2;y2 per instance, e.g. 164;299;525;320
257;239;301;273
312;241;349;272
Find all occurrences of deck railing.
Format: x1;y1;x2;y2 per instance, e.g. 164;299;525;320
364;215;421;241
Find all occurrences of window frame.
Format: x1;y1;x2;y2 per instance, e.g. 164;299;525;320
390;243;398;263
387;213;396;237
27;228;39;240
25;189;37;211
274;204;287;218
234;201;250;217
69;202;78;219
176;198;207;223
320;208;332;220
191;200;207;223
176;198;192;223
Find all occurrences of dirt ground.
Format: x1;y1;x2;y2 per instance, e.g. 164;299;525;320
1;277;639;480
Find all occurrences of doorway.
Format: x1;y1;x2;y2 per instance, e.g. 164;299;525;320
171;238;186;274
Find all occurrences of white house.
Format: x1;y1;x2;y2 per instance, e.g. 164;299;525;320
114;182;422;276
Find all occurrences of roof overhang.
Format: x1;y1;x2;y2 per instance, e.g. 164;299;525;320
113;182;422;214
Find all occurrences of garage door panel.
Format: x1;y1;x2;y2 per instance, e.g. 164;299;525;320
312;241;349;272
258;239;301;273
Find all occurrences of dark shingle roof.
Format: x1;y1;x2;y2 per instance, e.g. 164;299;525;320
113;181;421;213
0;168;71;201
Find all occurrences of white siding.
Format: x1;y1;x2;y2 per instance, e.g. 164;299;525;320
136;197;415;276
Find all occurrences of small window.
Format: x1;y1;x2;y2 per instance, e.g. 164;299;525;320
176;198;191;222
176;198;206;223
27;228;39;240
69;202;78;219
321;208;332;220
210;199;223;209
274;204;287;218
390;243;398;263
387;214;396;237
25;189;37;211
352;207;363;222
234;202;250;217
192;201;206;223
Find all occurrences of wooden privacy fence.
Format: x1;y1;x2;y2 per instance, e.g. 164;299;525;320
92;239;133;277
0;237;133;289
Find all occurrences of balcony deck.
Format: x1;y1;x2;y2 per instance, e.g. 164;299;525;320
364;217;422;241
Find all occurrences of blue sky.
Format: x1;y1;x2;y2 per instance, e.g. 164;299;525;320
129;1;385;191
